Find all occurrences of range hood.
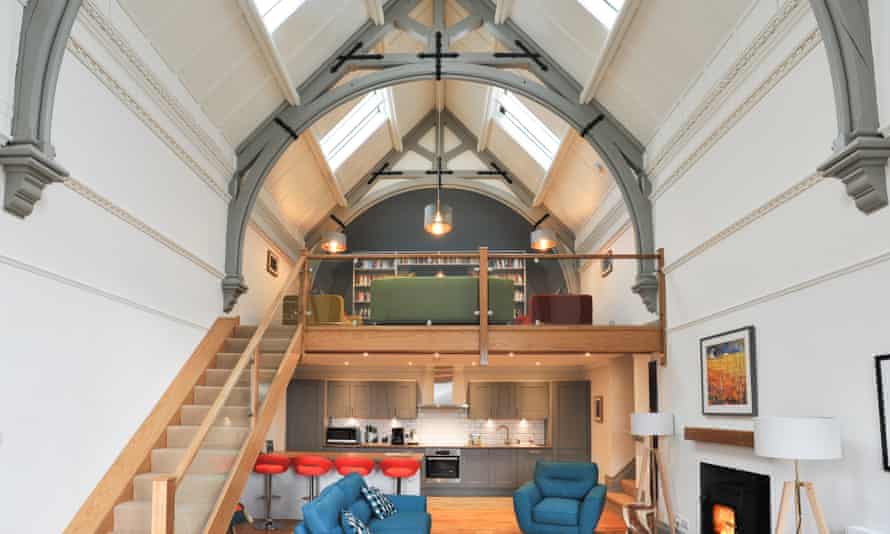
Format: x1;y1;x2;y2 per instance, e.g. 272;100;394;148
419;377;468;409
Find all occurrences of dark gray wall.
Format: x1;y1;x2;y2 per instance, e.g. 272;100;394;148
312;190;567;313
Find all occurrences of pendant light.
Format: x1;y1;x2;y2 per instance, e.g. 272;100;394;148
321;214;347;253
530;213;557;251
424;109;453;236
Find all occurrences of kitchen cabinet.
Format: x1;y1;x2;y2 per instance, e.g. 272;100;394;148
327;381;352;418
369;382;392;419
468;383;493;419
552;381;590;462
516;448;551;483
286;380;325;450
351;382;371;418
493;383;518;419
460;449;490;487
517;383;549;420
392;382;417;419
490;449;517;487
329;381;416;419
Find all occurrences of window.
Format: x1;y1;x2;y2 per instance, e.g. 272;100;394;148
578;0;624;28
320;91;387;171
253;0;306;33
495;90;561;170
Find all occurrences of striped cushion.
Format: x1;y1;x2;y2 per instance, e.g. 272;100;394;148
361;486;396;520
340;509;371;534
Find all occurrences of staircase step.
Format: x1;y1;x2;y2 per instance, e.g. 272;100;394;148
166;425;249;449
223;337;291;353
132;473;227;503
215;352;284;370
204;368;275;387
113;500;214;534
194;385;250;406
621;479;637;497
606;491;636;508
151;448;239;474
181;405;249;426
233;325;297;339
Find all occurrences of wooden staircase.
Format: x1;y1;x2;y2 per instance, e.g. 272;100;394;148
111;325;295;534
606;478;638;515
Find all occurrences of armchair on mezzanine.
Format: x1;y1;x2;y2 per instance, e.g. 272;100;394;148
513;461;607;534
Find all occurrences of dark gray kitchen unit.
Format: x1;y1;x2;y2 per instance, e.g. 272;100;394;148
423;447;554;496
327;380;417;419
286;379;325;450
552;381;590;462
467;382;550;420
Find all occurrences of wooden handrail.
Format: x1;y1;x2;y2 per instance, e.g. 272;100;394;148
151;252;307;533
478;246;489;365
308;251;660;261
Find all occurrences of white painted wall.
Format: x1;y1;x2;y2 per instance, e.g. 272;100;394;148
870;0;890;135
0;6;277;534
233;224;296;326
583;3;890;532
588;356;636;479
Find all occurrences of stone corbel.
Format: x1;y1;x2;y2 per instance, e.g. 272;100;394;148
1;142;67;217
818;135;890;214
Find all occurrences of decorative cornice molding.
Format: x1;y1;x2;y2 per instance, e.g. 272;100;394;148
77;0;235;177
651;27;822;201
0;252;206;331
664;173;823;274
646;0;809;178
63;176;225;279
66;36;231;203
668;245;890;333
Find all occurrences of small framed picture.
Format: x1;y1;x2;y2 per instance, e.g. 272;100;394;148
601;250;613;278
876;355;890;471
700;326;757;416
594;395;604;423
266;250;279;278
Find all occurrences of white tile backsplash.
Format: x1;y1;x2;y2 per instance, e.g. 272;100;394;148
331;409;547;446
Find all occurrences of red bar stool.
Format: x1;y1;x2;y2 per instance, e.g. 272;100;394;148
334;455;375;477
293;455;334;501
380;457;421;495
253;453;290;531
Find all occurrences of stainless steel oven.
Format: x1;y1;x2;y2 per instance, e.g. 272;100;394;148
325;426;360;445
424;448;461;483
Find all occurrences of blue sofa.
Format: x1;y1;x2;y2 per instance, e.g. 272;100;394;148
513;462;607;534
294;473;431;534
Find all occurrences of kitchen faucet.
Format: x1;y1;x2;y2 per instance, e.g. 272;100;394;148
497;424;512;445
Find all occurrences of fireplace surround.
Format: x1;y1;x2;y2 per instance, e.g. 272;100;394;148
700;463;770;533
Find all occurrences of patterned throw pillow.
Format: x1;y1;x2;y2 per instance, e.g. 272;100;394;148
360;486;397;519
341;510;372;534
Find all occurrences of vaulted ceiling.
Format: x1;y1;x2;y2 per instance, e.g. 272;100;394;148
119;0;755;251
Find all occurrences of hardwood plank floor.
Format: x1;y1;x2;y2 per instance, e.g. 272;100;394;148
237;497;625;533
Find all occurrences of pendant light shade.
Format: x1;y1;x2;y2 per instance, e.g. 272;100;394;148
423;203;453;236
320;231;347;253
530;227;557;251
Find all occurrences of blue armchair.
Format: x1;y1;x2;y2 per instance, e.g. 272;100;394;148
513;461;607;534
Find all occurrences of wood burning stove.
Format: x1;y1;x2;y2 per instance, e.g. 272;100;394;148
700;463;769;534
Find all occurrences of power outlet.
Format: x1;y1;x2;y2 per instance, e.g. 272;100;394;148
674;516;689;533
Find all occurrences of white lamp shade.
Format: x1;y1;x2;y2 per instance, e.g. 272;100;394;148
530;228;557;251
631;412;675;437
754;416;842;460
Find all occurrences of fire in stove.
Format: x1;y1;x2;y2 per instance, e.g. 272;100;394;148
712;504;736;534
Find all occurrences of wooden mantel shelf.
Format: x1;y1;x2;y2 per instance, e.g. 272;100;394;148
684;427;754;448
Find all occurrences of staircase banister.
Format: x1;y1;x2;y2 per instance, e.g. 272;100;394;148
201;324;305;534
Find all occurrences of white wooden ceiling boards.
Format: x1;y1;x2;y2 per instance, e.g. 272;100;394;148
116;0;759;250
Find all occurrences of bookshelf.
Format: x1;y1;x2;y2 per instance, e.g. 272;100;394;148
351;252;527;320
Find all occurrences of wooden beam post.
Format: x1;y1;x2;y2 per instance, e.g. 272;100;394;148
300;250;311;355
150;476;175;534
479;247;489;366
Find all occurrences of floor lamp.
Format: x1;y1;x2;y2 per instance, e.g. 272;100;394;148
754;416;842;534
631;412;676;534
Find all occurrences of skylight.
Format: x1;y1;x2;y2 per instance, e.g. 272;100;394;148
253;0;306;33
495;90;561;170
320;91;387;171
578;0;624;28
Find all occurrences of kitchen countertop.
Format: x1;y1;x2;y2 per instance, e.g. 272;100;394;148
280;450;425;462
324;443;552;450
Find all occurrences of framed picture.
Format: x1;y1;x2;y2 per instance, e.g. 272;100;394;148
593;396;604;423
700;326;757;416
876;355;890;471
601;250;613;278
266;250;279;278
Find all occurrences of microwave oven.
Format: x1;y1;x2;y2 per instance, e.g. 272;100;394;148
325;426;360;445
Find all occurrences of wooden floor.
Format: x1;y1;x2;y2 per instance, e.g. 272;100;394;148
238;497;625;533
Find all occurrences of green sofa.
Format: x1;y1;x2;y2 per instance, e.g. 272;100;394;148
370;276;514;324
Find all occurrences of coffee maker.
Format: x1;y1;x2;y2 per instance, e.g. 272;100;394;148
390;427;405;445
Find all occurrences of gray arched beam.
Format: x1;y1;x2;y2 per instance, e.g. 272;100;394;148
313;180;581;293
224;64;653;312
811;0;890;213
0;0;82;218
